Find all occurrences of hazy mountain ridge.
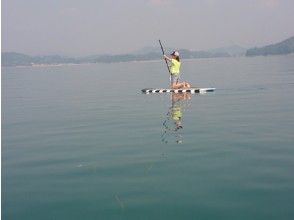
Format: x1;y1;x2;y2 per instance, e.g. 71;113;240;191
1;49;231;67
2;36;294;67
208;45;247;56
135;45;245;56
2;52;79;66
246;36;294;56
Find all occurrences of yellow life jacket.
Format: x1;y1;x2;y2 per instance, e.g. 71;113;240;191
170;59;181;76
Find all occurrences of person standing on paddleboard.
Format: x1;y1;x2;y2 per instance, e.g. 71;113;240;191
164;51;191;89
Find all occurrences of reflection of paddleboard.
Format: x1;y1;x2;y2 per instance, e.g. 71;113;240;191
141;88;215;94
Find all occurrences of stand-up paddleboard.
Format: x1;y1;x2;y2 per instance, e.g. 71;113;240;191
142;88;215;94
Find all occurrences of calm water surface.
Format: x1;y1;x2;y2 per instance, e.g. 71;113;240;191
2;55;294;220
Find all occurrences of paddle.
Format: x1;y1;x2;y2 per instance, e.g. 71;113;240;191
159;40;172;87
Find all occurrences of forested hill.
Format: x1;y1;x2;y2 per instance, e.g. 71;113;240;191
246;36;294;56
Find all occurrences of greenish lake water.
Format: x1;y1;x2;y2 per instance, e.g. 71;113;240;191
2;55;294;220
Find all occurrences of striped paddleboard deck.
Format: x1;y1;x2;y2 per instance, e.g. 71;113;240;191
142;88;215;94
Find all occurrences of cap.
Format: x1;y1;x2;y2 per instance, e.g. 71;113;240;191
171;51;180;57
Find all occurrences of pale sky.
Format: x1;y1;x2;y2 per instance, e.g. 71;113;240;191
2;0;294;56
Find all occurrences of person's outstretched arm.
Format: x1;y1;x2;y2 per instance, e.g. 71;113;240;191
164;55;172;61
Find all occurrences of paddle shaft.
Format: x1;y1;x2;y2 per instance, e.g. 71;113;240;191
159;40;172;87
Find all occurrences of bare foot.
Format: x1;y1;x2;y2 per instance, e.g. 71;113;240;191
185;82;191;88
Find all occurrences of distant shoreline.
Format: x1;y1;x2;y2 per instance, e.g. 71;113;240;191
2;53;294;68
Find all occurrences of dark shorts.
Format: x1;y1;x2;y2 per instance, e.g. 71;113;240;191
171;74;180;83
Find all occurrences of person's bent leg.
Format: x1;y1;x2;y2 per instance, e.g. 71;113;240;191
176;82;185;89
172;82;178;89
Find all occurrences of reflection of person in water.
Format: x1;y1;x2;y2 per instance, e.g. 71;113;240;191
162;93;191;144
171;97;183;131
